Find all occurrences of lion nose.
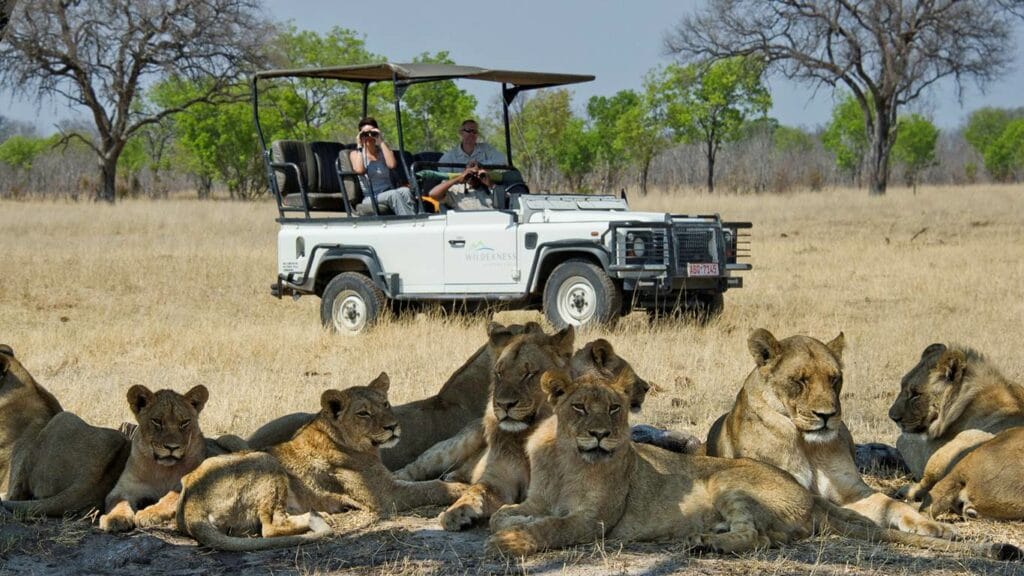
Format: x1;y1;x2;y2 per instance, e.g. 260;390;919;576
497;400;518;412
589;430;610;441
813;411;837;425
888;407;902;423
163;443;181;452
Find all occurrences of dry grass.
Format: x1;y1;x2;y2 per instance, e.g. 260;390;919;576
1;184;1023;574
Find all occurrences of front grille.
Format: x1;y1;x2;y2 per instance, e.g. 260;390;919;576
674;227;715;263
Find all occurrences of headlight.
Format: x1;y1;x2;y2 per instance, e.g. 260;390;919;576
626;233;646;258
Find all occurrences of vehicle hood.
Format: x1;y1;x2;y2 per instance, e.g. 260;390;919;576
525;210;669;224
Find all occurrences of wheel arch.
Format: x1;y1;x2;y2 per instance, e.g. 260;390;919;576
312;247;387;297
528;245;611;295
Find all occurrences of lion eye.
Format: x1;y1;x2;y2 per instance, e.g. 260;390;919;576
609;404;621;415
790;378;806;391
150;418;163;430
179;420;191;431
357;410;371;418
831;375;842;389
572;403;587;415
908;391;921;401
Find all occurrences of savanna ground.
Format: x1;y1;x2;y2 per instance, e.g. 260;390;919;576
1;184;1022;575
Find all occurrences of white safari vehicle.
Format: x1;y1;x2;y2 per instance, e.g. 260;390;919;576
255;63;751;333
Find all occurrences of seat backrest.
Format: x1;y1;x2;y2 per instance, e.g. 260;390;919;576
333;144;364;205
413;151;443;164
270;140;318;196
308;141;348;194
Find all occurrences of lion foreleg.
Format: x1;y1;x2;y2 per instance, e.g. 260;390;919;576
99;499;137;533
134;491;179;528
845;492;954;539
385;479;468;512
393;420;484;482
440;481;505;531
904;430;993;502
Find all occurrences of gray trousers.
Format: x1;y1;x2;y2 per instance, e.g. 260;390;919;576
361;187;415;215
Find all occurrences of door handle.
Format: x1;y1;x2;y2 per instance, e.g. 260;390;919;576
448;240;466;248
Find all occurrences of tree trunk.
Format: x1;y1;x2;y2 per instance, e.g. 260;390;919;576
639;161;650;196
98;157;117;203
705;140;716;194
867;102;894;196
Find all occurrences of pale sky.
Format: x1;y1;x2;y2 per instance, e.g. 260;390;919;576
3;0;1023;133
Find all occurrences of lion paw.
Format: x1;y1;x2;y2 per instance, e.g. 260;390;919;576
306;512;332;535
99;510;136;533
392;468;413;482
134;508;169;529
902;515;955;539
490;513;534;532
486;529;538;557
440;499;481;532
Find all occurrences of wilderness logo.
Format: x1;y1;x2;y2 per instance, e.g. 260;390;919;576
465;240;514;264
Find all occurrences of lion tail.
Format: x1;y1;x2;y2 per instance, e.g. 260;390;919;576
2;480;105;517
178;508;330;552
811;496;1022;561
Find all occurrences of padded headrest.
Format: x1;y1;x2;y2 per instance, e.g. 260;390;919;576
271;140;318;196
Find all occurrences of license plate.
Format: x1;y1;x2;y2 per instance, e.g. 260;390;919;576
687;262;719;276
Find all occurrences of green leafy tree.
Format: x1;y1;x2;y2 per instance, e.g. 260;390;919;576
892;114;939;193
393;52;478;154
555;117;598;192
512;89;575;190
964;107;1013;156
983;118;1024;182
587;91;640;193
822;93;870;186
616;73;669;196
653;58;771;193
0;134;54;170
773;125;814;154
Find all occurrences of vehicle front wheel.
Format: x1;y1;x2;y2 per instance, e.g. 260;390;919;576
542;259;622;329
320;272;386;335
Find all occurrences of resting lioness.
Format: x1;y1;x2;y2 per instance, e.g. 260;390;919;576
99;384;242;532
396;337;650;483
247;321;544;470
888;343;1024;481
705;329;953;538
435;326;575;531
176;373;469;551
0;346;63;496
486;369;1019;560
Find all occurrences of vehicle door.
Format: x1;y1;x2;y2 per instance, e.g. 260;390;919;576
443;210;519;292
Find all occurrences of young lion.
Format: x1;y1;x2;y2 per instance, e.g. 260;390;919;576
888;343;1024;480
176;373;469;551
705;329;953;538
99;384;241;532
247;321;544;470
0;346;63;496
486;370;1021;560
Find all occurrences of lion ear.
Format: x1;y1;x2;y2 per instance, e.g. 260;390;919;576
369;372;390;394
826;332;845;361
588;339;615;369
936;349;967;387
184;385;209;413
523;321;543;334
127;385;155;416
0;345;13;357
321;389;346;419
551;326;575;355
748;329;782;367
922;343;947;359
541;369;575;405
487;322;515;350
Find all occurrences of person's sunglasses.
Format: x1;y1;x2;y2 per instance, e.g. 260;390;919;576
460;128;478;134
360;130;380;138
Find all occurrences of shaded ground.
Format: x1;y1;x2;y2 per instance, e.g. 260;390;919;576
3;473;1023;576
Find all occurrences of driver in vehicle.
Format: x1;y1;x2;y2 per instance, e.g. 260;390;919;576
438;119;507;166
428;160;494;211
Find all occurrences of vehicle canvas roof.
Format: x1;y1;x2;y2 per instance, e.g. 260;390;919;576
253;62;595;90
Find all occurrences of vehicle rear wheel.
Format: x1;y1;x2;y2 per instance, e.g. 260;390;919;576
320;272;386;335
543;259;621;329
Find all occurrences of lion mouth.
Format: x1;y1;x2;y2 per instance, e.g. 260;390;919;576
154;455;181;466
578;446;614;461
372;433;400;448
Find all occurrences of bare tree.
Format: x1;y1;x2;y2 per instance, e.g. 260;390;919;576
0;0;273;202
0;1;16;41
666;0;1023;195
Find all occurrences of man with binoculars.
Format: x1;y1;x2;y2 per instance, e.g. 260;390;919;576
428;160;495;211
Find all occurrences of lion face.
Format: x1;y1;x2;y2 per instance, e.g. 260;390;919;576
570;339;651;414
542;371;631;463
489;327;573;433
748;329;845;441
320;372;399;452
888;343;948;434
128;384;208;467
